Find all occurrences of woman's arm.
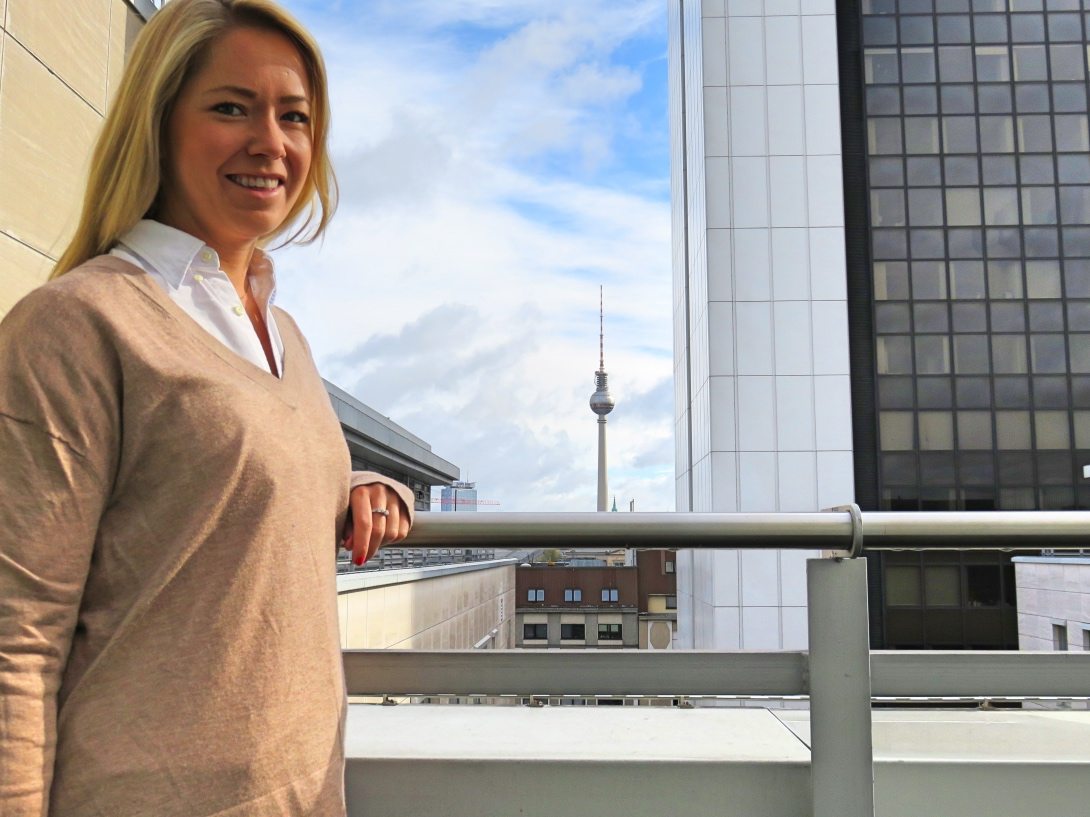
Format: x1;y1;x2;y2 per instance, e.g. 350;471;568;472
0;285;119;815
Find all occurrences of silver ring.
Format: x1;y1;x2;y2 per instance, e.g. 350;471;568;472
372;508;390;517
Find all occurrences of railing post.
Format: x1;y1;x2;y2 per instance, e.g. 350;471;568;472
807;556;874;817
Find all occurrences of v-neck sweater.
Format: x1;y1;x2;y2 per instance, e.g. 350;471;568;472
0;257;410;816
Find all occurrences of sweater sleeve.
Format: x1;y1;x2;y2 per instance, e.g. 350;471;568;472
348;472;416;525
0;285;120;815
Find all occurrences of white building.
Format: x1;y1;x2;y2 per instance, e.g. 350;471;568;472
1014;555;1090;652
669;0;855;649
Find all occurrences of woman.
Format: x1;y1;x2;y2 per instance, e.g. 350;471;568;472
0;2;410;814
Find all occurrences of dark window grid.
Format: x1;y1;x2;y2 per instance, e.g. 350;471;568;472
864;15;942;47
974;7;1084;491
869;68;953;503
863;8;1090;509
869;278;1007;504
1033;18;1085;457
883;552;1016;608
880;552;1021;648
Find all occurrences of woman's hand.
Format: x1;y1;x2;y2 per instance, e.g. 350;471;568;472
343;483;411;566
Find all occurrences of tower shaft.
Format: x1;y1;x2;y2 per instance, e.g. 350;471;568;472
597;417;608;512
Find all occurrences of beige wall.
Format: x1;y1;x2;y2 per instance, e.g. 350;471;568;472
0;0;142;317
338;565;516;650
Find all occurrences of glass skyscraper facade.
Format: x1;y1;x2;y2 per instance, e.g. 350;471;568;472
843;0;1090;647
853;0;1090;515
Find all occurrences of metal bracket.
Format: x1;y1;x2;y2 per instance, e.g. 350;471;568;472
829;503;864;559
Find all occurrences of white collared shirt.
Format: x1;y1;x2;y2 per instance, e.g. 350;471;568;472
109;220;285;377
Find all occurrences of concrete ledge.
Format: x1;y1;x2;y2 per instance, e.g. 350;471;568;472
336;558;516;594
345;707;809;817
345;707;1090;817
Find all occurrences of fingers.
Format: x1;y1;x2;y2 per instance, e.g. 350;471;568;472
348;487;370;566
367;497;387;563
386;500;401;547
347;484;413;565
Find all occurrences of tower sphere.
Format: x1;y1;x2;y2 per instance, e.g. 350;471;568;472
590;372;615;415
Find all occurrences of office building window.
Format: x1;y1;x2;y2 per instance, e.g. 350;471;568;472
666;595;677;610
563;588;582;602
527;588;544;602
665;560;675;574
601;588;618;602
1053;623;1069;651
598;623;622;641
523;623;548;640
561;623;585;640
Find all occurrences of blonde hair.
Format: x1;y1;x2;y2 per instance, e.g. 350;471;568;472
52;0;336;278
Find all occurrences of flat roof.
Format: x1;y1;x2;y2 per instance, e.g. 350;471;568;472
347;707;1090;765
325;380;459;486
337;558;517;594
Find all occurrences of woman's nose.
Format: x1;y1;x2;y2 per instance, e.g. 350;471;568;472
248;111;286;158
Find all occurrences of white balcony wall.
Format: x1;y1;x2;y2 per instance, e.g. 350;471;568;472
670;0;853;649
337;562;516;650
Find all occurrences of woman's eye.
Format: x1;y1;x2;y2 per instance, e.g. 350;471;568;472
283;111;310;125
213;102;245;116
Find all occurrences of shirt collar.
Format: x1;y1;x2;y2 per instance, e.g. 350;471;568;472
115;219;277;305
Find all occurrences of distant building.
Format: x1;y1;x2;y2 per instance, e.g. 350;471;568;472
324;382;482;573
517;564;639;648
560;548;628;567
1014;555;1090;652
327;381;458;514
440;481;478;512
515;551;678;650
637;550;679;650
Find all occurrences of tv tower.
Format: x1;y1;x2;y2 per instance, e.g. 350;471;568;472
589;286;615;512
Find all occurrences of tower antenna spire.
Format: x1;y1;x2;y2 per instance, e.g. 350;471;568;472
599;285;605;371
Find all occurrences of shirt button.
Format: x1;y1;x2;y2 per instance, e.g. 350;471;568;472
193;274;204;283
233;305;244;316
200;250;214;263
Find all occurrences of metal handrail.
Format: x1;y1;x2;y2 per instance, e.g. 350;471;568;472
402;509;1090;551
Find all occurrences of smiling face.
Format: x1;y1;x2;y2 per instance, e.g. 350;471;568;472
158;26;313;255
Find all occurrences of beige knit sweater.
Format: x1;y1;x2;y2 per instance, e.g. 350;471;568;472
0;257;412;816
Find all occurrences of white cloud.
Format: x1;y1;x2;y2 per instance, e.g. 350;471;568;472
277;0;673;511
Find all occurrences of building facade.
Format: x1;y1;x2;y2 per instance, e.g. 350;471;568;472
671;0;1090;649
670;0;853;649
0;0;146;317
516;565;641;648
636;549;679;649
515;553;678;650
1013;554;1090;650
440;481;479;512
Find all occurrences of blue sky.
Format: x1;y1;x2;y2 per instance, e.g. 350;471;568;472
274;0;674;511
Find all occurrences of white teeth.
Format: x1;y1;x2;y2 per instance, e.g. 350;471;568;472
231;175;280;189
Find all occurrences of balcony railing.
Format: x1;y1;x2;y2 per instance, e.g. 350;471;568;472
345;508;1090;817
